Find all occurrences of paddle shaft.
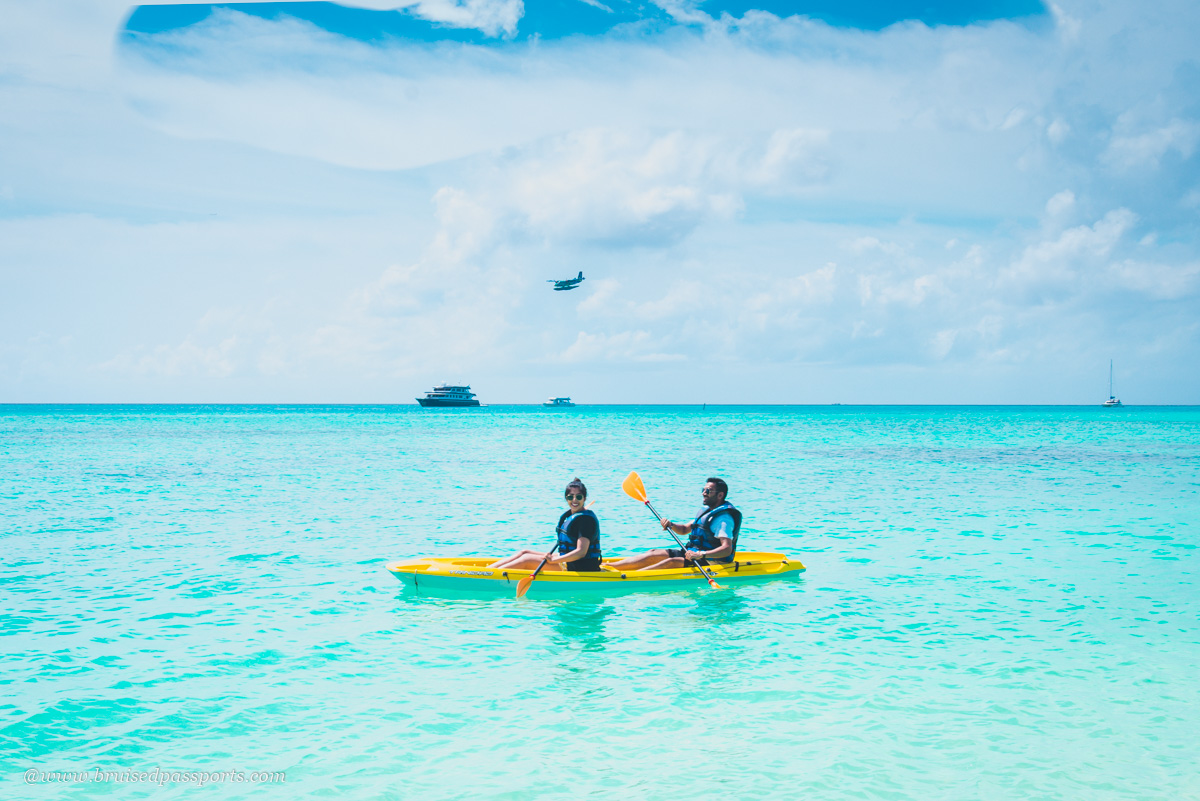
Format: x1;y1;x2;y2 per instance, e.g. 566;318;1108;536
528;545;558;580
643;500;724;589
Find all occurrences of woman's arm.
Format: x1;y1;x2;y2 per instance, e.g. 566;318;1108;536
548;536;590;564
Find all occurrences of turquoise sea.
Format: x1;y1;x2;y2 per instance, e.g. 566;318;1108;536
2;405;1198;800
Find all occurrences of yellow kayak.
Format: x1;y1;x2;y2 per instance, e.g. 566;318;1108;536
386;552;805;596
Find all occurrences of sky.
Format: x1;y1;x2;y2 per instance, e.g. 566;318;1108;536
1;0;1198;404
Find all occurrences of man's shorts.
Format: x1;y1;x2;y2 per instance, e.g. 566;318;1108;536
565;556;602;572
666;549;733;566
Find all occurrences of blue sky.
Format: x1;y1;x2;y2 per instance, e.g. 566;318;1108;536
2;1;1198;403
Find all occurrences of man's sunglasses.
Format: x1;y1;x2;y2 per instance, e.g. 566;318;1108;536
565;493;585;501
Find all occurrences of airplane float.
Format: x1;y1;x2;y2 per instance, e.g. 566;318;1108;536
547;271;585;291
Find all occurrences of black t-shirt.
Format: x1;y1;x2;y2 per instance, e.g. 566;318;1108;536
557;510;600;558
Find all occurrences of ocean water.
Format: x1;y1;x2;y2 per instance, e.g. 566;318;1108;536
1;404;1197;800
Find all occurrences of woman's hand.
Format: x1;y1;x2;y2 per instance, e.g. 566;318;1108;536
661;519;673;531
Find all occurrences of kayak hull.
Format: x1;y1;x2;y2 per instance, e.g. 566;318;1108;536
386;552;805;597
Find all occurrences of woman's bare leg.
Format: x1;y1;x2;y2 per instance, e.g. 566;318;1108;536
488;549;542;569
493;554;565;571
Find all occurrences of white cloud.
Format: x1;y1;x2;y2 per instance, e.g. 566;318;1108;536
554;330;685;364
1107;259;1200;300
1046;118;1070;144
407;0;524;36
1045;189;1075;218
746;264;838;313
425;127;829;247
629;280;708;321
503;130;741;246
576;278;621;315
1002;208;1138;296
858;272;943;308
111;8;1050;171
1001;107;1028;130
1104;119;1200;169
101;334;241;378
1049;3;1082;44
929;328;957;359
259;0;525;36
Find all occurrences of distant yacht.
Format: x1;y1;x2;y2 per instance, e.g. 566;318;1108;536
416;384;481;407
543;396;576;408
1102;360;1122;407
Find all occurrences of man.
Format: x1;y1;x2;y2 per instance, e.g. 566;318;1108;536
608;477;741;571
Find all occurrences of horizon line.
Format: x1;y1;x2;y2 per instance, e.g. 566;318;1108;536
1;402;1194;408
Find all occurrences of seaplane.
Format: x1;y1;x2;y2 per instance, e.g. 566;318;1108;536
548;271;585;291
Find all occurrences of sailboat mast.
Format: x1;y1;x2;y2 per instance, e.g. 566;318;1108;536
1109;359;1114;397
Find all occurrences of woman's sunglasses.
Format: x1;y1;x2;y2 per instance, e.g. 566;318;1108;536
565;493;585;501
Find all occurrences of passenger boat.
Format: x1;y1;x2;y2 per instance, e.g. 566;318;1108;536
543;396;576;407
416;384;481;407
386;552;805;596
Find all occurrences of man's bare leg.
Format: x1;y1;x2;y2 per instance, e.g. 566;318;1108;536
638;556;689;571
606;550;670;570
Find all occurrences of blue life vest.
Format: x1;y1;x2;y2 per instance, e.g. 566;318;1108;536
556;509;601;559
687;502;741;558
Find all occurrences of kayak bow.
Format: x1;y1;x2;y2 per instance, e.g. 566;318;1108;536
387;552;804;596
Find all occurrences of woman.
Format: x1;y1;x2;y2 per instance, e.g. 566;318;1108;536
489;479;602;572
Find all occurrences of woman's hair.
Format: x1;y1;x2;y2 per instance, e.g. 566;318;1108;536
565;478;587;498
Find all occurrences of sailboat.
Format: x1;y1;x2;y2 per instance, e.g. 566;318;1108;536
1102;360;1122;407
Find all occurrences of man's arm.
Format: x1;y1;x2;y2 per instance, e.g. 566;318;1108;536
685;512;734;560
686;537;732;560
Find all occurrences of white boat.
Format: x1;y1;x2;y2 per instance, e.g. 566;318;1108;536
416;384;481;407
543;396;576;408
1102;360;1122;407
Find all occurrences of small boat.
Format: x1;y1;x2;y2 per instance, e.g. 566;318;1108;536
416;384;481;407
1102;360;1122;407
542;396;576;408
386;552;805;596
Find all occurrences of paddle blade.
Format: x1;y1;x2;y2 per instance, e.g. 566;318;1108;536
515;574;534;598
621;471;648;503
